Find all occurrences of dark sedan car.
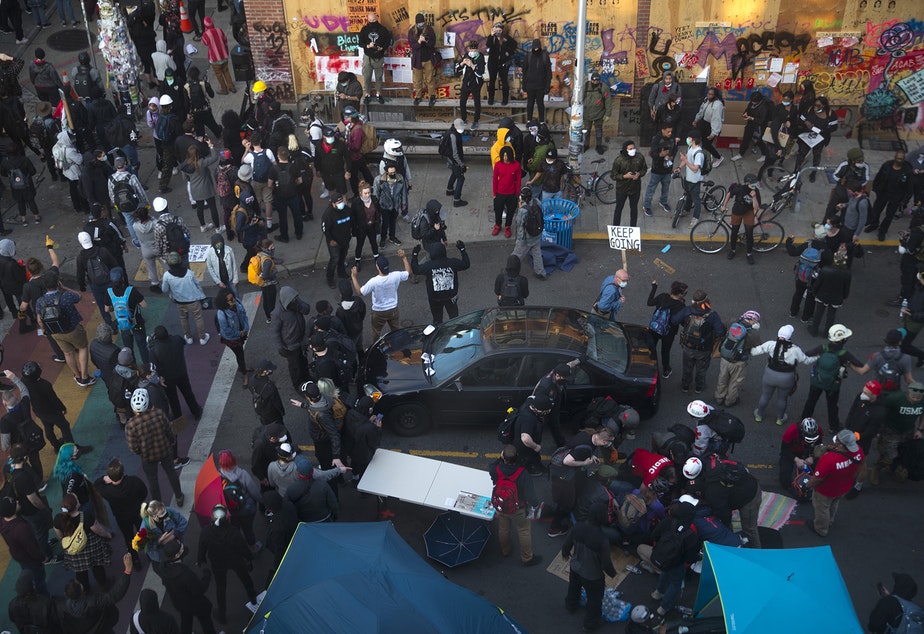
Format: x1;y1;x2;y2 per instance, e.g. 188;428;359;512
361;306;660;436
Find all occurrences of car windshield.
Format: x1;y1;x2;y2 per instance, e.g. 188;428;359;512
583;313;629;373
426;310;485;382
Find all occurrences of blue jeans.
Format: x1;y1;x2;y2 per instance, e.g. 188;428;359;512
644;172;672;209
657;563;686;612
682;179;702;220
121;323;150;365
530;183;543;201
20;561;48;595
89;284;114;326
56;0;77;23
542;190;562;200
447;163;465;201
29;2;47;26
121;144;140;173
121;211;140;242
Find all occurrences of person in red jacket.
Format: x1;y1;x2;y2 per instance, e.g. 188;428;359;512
492;146;521;238
805;429;864;537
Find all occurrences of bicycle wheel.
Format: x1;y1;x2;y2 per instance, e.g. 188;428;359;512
702;185;726;212
761;164;792;193
690;219;729;253
751;220;784;252
671;195;685;228
594;173;618;205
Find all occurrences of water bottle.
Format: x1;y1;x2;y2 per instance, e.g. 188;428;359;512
677;606;694;617
624;564;643;574
901;298;908;319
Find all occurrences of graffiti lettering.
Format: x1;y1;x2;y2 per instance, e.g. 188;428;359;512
391;7;408;24
541;23;558;37
436;6;530;28
336;33;360;52
649;31;672;56
253;21;289;59
299;14;351;32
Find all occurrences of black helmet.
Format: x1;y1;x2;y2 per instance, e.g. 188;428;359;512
322;126;335;138
22;361;41;380
78;51;90;66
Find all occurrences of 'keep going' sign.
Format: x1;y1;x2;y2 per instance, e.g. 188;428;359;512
607;225;641;251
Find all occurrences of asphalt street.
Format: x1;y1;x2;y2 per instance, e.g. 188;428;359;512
206;238;924;633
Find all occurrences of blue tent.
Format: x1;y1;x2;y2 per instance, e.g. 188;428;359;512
694;543;863;633
245;522;525;634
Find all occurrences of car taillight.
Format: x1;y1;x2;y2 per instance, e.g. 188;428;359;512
646;374;658;397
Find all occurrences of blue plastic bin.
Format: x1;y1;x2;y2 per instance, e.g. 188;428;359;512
541;199;581;250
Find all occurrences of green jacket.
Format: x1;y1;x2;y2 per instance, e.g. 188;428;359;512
581;81;611;122
610;153;648;194
528;142;554;181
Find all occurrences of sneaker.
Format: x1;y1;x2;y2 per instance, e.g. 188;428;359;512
266;220;273;230
661;368;672;379
644;207;653;217
680;386;689;393
746;253;755;265
265;317;271;324
660;202;672;213
492;224;501;236
727;249;736;260
199;333;210;345
52;355;66;363
34;217;42;225
651;589;664;600
174;457;191;469
657;607;668;617
504;226;512;238
245;601;260;613
471;121;479;130
16;38;28;44
175;493;185;507
38;481;48;493
776;418;784;426
845;486;860;500
756;155;766;163
200;225;208;233
320;190;329;199
713;156;724;168
689;218;697;228
414;98;421;106
217;225;226;233
184;335;194;345
535;273;547;281
377;95;385;104
547;526;567;537
428;96;436;106
523;555;544;566
379;238;387;249
44;555;62;565
389;236;401;245
21;220;27;227
363;95;371;105
275;235;289;243
453;199;468;207
754;409;763;423
731;154;743;161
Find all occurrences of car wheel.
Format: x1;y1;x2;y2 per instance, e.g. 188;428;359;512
388;403;432;437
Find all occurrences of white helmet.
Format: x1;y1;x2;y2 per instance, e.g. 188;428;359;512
130;388;150;413
828;324;853;342
383;138;403;155
683;456;703;479
630;605;651;624
159;94;173;106
686;400;711;418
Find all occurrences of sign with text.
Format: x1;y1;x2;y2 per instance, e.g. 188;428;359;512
607;225;641;251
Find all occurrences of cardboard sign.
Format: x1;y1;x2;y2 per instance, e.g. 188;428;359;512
607;225;641;251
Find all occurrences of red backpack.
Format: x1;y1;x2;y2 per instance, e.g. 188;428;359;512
491;465;523;514
215;164;234;198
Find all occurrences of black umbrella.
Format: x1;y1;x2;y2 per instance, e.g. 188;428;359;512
424;511;491;567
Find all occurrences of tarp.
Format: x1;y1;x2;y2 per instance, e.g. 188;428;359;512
245;522;525;634
694;543;863;633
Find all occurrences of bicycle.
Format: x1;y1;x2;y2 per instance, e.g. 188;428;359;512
561;158;618;206
758;164;829;223
689;204;785;254
671;175;726;229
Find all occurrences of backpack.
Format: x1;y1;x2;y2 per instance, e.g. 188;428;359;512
105;115;137;148
9;167;30;190
705;410;746;446
251;150;271;182
410;209;429;241
230;204;251;235
796;247;821;283
876;351;904;392
438;128;454;159
497;406;519;444
617;492;647;528
524;201;544;237
107;286;136;331
892;596;924;634
187;81;208;111
650;518;694;569
221;476;247;511
491;465;523;514
39;292;72;334
215;164;234;198
649;306;671;336
810;344;847;391
29;115;54;149
17;416;46;452
160;219;190;254
359;121;378;155
73;67;102;99
274;163;297;198
86;255;110;287
248;253;270;286
498;274;523;306
154;111;175;142
696;148;713;175
112;178;139;213
679;310;712;350
719;322;750;361
703;454;750;485
52;141;72;172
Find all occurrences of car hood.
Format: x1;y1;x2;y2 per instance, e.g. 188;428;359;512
364;325;429;388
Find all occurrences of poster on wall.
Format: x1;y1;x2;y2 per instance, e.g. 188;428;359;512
346;0;379;32
897;68;924;105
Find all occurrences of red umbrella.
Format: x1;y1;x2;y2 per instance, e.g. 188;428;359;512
194;453;226;523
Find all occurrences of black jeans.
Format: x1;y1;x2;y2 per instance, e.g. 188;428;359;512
348;159;374;197
192;110;221;137
487;64;509;103
696;121;721;158
180;597;218;634
681;348;711;392
738;120;768;156
612;190;641;226
525;91;545;122
164;373;202;420
790;279;816;320
194;198;221;228
213;564;258;618
428;296;458;325
648;329;677;373
566;570;604;630
801;385;841;431
808;302;838;337
354;224;380;260
447;163;465;201
261;284;277;320
900;254;920;300
326;242;349;282
141;456;183;502
494;193;516;226
282;348;309;389
460;83;481;123
274;194;303;239
36;411;75;451
870;196;904;236
159;145;176;190
380;207;398;241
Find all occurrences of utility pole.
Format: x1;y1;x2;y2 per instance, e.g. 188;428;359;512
568;0;588;173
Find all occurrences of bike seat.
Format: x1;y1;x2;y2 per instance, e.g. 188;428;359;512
591;158;605;165
703;180;715;186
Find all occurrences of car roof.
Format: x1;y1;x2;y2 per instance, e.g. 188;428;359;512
480;306;593;354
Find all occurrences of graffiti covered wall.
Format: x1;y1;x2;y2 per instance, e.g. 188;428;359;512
643;0;923;130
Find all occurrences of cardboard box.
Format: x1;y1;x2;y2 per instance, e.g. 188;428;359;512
546;545;642;590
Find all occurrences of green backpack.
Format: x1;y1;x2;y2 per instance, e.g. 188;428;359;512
810;344;847;390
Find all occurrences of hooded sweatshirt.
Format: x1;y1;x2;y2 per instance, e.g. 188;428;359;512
494;254;529;305
271;286;311;351
205;233;238;287
151;40;176;81
53;129;83;181
218;464;262;509
492;148;521;196
490;127;514;167
335;279;366;340
611;140;648;194
411;242;471;302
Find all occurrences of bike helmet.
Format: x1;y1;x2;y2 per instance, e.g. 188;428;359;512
631;605;652;624
827;324;853;342
686;400;711;418
342;105;359;118
21;361;41;380
744;173;760;187
383;138;403;155
211;504;228;526
130;388;150;413
682;456;703;479
741;310;761;323
519;186;532;201
799;417;820;443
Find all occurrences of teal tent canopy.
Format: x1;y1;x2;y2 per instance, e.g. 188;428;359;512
245;522;525;634
694;542;863;633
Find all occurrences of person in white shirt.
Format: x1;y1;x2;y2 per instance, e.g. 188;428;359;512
750;325;818;426
677;130;705;227
351;251;411;341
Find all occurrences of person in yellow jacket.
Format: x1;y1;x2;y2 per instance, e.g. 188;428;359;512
491;127;514;167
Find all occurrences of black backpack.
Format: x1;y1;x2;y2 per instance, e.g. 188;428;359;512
73;66;102;99
651;517;696;570
160;219;190;254
497;406;520;444
187;81;208;111
438;128;454;159
498;274;523;306
154;112;176;143
39;292;72;334
524;201;544;237
705;410;746;446
410;209;429;241
702;453;750;485
17;415;46;453
112;178;139;213
680;310;712;350
86;254;110;287
274;163;297;198
9;167;30;190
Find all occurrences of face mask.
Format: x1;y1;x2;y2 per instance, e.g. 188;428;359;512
686;137;693;146
61;507;68;513
324;136;334;144
627;148;637;157
228;298;236;307
782;101;791;106
816;107;823;113
824;223;833;231
468;51;478;58
267;247;275;256
416;22;424;28
860;393;872;401
751;323;760;331
336;202;345;210
167;79;174;86
360;195;371;203
386;173;397;181
546;159;554;164
533;48;540;53
618;280;628;288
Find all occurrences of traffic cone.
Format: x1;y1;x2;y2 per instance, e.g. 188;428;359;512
179;1;193;34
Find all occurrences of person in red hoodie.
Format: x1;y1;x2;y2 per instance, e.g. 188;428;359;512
492;146;521;238
200;17;235;95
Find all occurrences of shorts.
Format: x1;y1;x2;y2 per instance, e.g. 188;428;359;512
730;208;756;227
51;323;88;353
252;179;273;208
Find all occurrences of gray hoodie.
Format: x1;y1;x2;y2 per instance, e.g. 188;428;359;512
218;465;263;505
152;40;176;81
271;286;311;352
268;458;339;497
